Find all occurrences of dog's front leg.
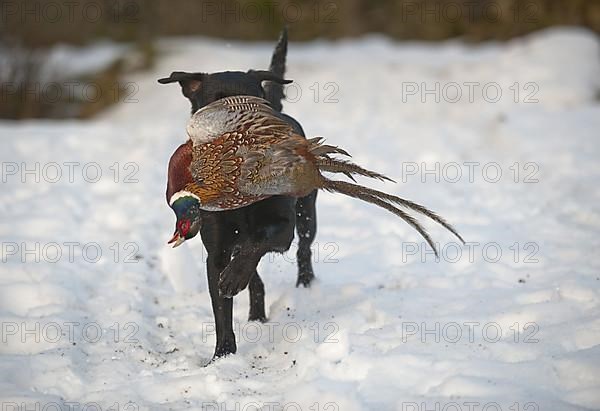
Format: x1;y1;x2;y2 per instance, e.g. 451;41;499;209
219;245;266;321
206;249;236;359
201;214;237;360
218;196;295;298
218;243;264;298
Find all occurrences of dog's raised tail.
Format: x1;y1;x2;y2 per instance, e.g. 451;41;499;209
318;178;465;257
264;27;288;112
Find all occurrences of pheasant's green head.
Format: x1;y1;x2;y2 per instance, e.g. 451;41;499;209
168;192;201;248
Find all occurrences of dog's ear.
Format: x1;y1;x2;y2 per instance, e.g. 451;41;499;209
158;71;205;99
248;70;292;86
249;70;292;110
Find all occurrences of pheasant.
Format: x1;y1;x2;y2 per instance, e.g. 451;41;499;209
167;95;464;253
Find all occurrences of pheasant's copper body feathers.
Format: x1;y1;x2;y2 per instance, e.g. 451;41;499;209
167;96;464;255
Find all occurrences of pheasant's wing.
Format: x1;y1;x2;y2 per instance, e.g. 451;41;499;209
188;95;316;203
187;95;293;145
221;98;318;196
187;132;270;210
237;133;319;197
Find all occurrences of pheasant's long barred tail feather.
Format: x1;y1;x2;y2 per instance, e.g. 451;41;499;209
308;137;351;158
309;138;394;183
320;179;464;257
359;184;465;244
316;158;395;183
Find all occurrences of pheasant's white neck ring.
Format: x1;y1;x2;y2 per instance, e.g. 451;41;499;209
169;190;201;206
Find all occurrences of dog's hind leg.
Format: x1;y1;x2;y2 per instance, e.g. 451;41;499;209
248;273;267;322
295;190;317;287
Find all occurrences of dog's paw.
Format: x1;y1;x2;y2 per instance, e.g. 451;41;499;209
248;312;268;323
296;271;315;288
205;341;237;365
219;264;251;298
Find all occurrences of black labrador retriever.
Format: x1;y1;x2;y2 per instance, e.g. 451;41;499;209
158;29;317;360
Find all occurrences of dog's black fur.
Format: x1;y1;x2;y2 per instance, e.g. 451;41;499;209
159;29;317;360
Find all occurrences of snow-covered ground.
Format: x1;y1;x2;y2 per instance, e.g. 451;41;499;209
1;28;600;410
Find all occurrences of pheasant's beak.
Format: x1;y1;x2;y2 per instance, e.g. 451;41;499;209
168;231;185;248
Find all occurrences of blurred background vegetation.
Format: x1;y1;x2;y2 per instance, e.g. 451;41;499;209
2;0;599;119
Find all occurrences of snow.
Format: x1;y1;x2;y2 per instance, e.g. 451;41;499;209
0;42;130;82
1;27;600;410
42;42;130;81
